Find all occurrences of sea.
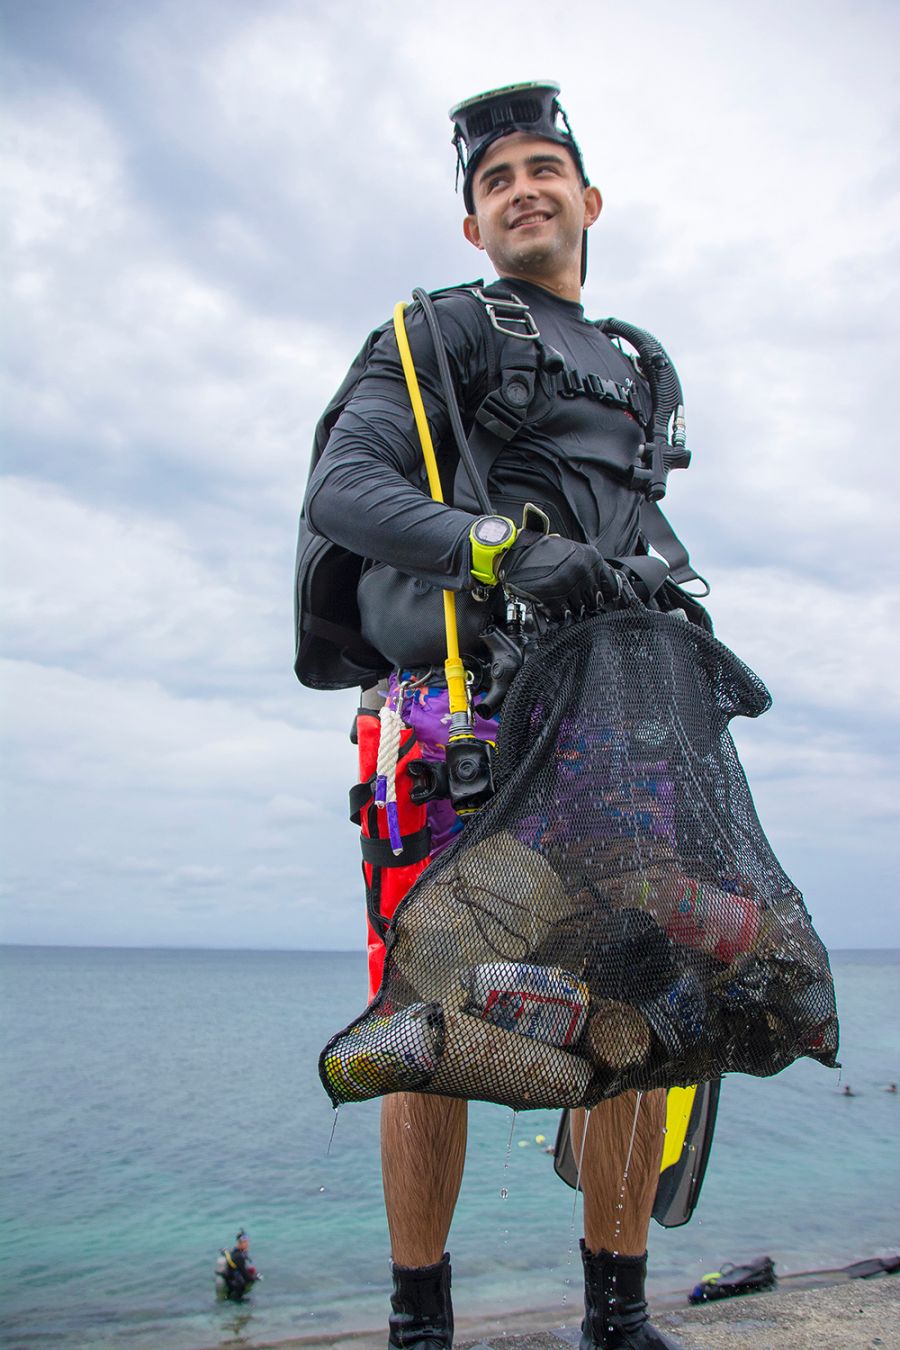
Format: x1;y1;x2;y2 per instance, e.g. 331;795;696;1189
1;946;898;1350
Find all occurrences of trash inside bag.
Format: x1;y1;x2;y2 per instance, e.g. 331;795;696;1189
320;609;839;1110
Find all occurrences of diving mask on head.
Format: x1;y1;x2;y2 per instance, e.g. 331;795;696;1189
448;81;591;282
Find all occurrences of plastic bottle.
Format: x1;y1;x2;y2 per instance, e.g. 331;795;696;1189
624;871;760;963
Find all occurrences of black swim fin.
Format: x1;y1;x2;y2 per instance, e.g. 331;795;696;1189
552;1079;721;1229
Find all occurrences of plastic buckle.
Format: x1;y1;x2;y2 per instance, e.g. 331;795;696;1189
469;287;540;341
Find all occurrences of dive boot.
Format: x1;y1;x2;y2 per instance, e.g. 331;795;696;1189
580;1243;682;1350
388;1252;453;1349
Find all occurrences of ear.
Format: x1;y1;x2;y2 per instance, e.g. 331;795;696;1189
463;214;484;250
583;185;603;230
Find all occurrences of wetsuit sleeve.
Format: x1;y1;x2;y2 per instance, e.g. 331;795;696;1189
304;296;492;592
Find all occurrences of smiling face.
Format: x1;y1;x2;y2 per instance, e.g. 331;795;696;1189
462;131;602;299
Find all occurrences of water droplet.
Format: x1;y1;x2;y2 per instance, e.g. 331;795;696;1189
326;1105;341;1156
500;1187;509;1199
504;1109;518;1163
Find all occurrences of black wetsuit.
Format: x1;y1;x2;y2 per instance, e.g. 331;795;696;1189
224;1246;254;1299
304;278;653;668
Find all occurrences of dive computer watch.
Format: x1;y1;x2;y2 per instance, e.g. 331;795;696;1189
469;514;517;586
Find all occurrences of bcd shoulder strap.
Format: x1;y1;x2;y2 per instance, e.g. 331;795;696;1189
448;287;705;591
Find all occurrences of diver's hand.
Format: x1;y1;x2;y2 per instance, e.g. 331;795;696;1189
498;531;617;617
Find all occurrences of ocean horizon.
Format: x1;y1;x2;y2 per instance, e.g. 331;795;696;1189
2;944;898;1349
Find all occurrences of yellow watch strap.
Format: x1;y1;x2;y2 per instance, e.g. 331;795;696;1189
469;517;517;585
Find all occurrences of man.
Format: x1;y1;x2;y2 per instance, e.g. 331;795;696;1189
219;1229;259;1301
301;82;684;1349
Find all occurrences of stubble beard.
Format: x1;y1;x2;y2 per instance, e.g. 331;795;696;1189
500;232;563;281
496;214;583;284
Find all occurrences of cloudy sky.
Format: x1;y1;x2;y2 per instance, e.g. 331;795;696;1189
2;0;898;951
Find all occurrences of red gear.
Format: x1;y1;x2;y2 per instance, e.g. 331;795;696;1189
354;709;432;1002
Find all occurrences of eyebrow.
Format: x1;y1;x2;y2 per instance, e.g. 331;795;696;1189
477;152;567;186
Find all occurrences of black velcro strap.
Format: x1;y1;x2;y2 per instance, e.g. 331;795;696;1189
366;900;388;940
360;826;432;868
349;779;374;825
639;499;707;590
364;866;389;940
302;612;385;665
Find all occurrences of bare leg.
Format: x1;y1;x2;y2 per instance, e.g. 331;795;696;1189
381;1092;468;1267
570;1088;666;1256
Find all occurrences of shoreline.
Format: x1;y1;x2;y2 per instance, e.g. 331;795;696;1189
194;1258;899;1350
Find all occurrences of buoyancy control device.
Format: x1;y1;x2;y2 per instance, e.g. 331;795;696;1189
293;281;706;690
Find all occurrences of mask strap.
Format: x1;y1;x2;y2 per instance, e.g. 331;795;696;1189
451;129;466;193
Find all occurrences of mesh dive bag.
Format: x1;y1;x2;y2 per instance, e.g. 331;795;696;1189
320;608;839;1110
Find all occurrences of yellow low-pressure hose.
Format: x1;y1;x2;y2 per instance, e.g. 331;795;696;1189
392;301;468;719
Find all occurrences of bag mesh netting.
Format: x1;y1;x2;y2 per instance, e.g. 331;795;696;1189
320;609;839;1111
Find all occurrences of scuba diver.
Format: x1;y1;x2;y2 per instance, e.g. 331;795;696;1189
214;1229;260;1301
296;82;701;1349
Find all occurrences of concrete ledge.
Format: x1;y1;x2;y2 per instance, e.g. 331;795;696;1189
247;1271;898;1350
455;1275;899;1350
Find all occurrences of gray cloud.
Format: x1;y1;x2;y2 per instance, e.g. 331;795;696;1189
2;0;898;950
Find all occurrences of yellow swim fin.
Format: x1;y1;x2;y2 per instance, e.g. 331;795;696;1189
552;1079;721;1228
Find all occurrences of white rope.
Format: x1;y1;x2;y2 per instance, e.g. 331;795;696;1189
376;704;403;807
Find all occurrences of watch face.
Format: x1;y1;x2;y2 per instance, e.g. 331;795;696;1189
475;516;513;545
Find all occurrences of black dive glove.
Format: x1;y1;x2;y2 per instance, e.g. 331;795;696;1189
497;531;618;618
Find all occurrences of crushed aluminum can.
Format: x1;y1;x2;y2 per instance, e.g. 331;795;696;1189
777;976;839;1055
322;1001;443;1101
640;969;707;1055
464;962;589;1047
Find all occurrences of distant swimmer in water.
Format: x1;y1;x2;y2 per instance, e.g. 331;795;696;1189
886;1082;897;1093
841;1084;855;1097
214;1230;261;1301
